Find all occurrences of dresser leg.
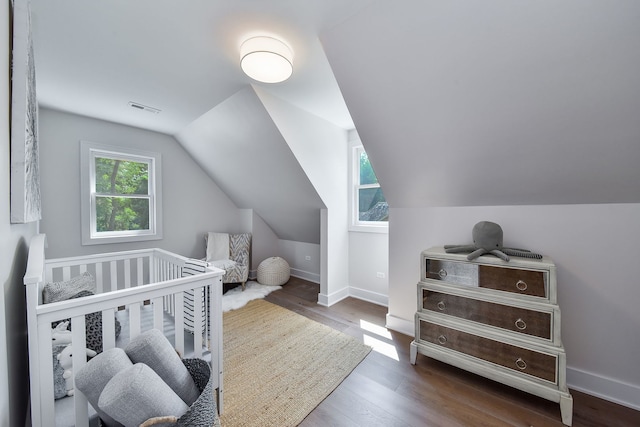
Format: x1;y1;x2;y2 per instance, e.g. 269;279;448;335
559;393;573;426
410;341;418;365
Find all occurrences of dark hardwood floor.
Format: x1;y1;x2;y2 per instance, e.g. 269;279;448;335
264;277;640;427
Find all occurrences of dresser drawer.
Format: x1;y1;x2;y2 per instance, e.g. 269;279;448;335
421;289;552;339
425;259;547;298
417;318;557;383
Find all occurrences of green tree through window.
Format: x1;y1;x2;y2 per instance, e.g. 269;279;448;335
357;150;388;222
81;141;162;245
95;157;150;232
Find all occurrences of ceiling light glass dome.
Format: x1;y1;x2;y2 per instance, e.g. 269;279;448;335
240;36;293;83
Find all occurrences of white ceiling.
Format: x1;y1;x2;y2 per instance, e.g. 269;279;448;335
322;0;640;208
31;0;374;135
31;0;640;226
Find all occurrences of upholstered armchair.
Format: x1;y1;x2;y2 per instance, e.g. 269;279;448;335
205;232;251;290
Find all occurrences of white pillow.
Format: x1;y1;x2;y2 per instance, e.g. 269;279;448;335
206;232;229;262
210;259;237;270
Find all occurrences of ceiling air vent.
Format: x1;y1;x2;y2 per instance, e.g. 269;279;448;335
128;101;161;114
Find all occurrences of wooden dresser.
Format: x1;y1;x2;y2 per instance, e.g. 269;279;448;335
410;247;573;425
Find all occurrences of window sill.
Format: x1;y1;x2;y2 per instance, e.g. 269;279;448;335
82;232;163;246
349;224;389;234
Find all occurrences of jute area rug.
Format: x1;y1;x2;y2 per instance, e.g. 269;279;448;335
219;299;371;427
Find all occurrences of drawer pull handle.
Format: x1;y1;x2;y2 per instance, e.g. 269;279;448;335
437;301;446;311
438;269;448;279
515;358;527;370
515;280;528;291
437;335;447;345
515;318;527;330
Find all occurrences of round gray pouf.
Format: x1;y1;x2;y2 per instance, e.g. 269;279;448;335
257;257;291;286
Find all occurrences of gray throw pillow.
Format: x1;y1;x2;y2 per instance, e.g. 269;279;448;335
125;329;200;406
43;272;96;304
76;348;131;427
98;363;189;427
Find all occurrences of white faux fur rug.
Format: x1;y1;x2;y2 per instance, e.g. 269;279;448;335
222;281;281;312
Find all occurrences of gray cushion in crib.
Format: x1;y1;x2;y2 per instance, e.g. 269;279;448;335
43;272;96;304
52;344;68;400
75;348;132;427
99;363;189;427
67;290;122;353
125;329;200;406
51;290;122;354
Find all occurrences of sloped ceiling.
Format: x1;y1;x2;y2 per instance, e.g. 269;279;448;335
30;0;374;134
321;0;640;208
30;0;640;244
177;86;325;244
30;0;367;245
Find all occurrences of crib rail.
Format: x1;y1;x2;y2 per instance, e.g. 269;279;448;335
24;235;224;427
42;247;186;294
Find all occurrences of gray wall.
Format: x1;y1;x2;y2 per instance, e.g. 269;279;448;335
39;108;245;258
387;204;640;410
1;2;39;425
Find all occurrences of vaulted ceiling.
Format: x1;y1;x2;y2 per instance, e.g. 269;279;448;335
31;0;640;243
321;0;640;208
31;0;371;133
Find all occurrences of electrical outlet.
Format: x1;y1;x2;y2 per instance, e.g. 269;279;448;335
376;272;385;278
305;255;311;261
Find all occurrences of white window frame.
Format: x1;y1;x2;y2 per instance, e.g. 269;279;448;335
349;141;388;233
80;141;163;245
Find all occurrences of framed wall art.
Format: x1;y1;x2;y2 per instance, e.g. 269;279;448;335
10;0;41;224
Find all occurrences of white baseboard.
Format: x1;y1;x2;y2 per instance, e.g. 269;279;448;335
290;268;320;284
348;286;388;307
250;268;318;284
318;286;350;307
385;313;414;337
567;366;640;411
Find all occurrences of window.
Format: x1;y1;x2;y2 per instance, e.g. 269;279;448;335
81;141;162;245
350;144;388;232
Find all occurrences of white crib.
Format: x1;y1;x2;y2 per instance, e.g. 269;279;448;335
23;234;224;427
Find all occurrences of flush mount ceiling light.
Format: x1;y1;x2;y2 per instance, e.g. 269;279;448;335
240;36;293;83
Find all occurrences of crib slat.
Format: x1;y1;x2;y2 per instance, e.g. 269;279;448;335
130;302;141;340
174;292;185;356
102;308;116;350
194;287;203;358
71;315;89;427
110;261;118;292
152;297;164;332
37;321;55;425
62;266;71;281
209;277;223;412
95;263;103;294
79;264;87;275
137;257;144;285
151;257;157;283
124;259;131;288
